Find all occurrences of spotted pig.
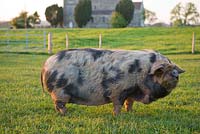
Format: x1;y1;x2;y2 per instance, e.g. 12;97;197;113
41;48;184;115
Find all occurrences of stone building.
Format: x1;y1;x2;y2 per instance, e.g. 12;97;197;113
63;0;144;28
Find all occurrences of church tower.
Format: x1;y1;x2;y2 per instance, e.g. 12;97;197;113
87;0;120;27
63;0;79;28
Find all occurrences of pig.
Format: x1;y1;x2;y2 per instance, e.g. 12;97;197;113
41;48;185;115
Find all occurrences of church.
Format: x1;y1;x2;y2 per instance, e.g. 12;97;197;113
63;0;144;28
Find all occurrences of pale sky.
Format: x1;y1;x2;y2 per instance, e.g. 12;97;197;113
0;0;200;24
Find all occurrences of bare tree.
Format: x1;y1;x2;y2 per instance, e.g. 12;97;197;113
170;2;200;26
183;2;200;25
144;9;158;25
170;3;182;25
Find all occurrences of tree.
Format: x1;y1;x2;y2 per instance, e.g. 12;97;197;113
57;7;64;27
183;2;200;25
111;12;127;28
170;2;200;26
11;17;24;29
11;11;41;29
170;2;182;25
144;9;158;25
74;0;92;28
28;12;41;27
33;12;41;24
45;4;63;27
172;19;183;27
115;0;134;26
11;11;28;29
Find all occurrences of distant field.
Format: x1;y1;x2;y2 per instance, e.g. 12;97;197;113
0;27;200;133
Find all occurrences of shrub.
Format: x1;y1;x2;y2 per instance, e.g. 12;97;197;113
74;0;92;28
115;0;134;26
110;12;127;28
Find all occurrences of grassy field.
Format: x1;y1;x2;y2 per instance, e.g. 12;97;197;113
0;27;200;133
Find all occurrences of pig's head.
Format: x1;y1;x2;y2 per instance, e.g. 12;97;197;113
144;60;185;103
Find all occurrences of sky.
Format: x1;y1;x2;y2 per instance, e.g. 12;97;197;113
0;0;200;24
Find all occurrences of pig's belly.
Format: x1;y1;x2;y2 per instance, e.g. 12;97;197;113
68;95;111;106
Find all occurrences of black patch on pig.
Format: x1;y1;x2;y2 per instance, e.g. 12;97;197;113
119;85;141;105
150;53;157;63
83;60;87;66
64;84;88;104
47;70;58;92
101;67;124;89
63;84;79;97
128;59;142;73
56;74;68;88
84;48;113;61
65;53;72;60
144;75;169;99
58;48;113;61
57;50;66;61
57;50;72;61
103;90;112;102
131;89;145;101
101;68;109;89
77;69;84;85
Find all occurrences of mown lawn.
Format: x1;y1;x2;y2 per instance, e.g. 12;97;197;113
0;27;200;133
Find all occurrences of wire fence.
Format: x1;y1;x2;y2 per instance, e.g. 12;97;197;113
0;28;199;55
0;29;46;53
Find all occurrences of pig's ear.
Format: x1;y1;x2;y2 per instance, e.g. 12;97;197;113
174;65;185;74
149;62;165;76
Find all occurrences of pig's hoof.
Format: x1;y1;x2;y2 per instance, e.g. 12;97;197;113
59;107;67;116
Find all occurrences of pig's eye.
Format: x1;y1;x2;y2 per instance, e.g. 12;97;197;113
171;70;178;78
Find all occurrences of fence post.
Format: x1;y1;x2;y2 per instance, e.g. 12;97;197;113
66;33;69;49
99;34;102;48
48;32;52;54
192;32;195;54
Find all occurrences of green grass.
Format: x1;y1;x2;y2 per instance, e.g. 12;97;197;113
0;27;200;133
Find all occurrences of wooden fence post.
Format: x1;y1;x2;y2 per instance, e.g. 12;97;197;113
192;32;196;54
48;32;52;54
66;33;69;49
99;34;102;48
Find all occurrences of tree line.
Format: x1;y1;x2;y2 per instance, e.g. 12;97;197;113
170;2;200;26
11;11;41;29
10;0;200;29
